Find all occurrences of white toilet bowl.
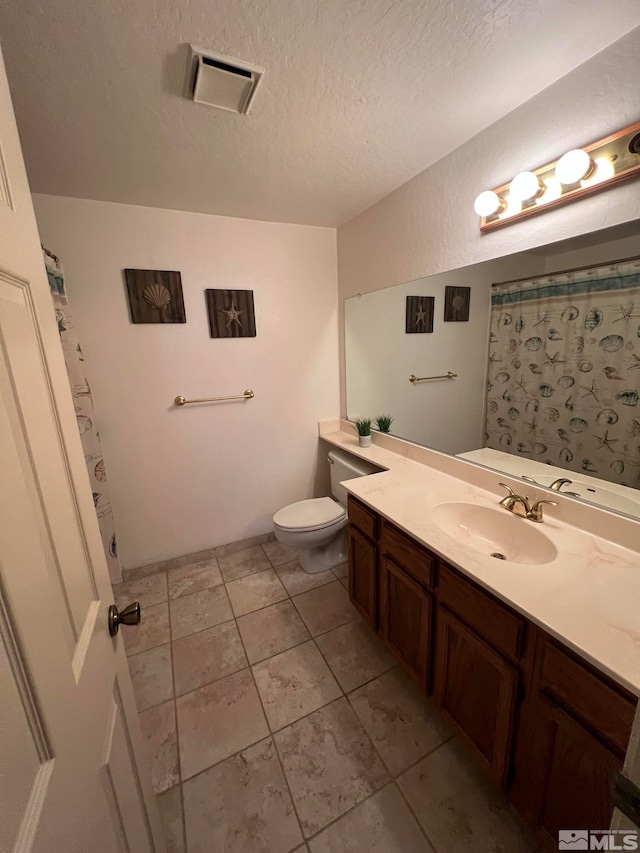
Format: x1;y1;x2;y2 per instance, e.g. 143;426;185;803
273;449;380;574
273;497;347;573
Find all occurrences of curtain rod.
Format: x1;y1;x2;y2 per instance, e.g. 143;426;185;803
491;252;640;288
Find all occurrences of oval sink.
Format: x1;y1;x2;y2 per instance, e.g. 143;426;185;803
431;502;557;565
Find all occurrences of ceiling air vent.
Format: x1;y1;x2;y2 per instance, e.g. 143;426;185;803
187;46;264;115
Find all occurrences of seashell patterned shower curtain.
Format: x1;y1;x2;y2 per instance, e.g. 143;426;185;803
44;249;122;583
485;256;640;489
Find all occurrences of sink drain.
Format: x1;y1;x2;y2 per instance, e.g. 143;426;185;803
491;552;506;560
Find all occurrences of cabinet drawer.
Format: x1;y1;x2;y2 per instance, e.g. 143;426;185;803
380;520;435;589
439;565;525;662
348;496;378;541
540;640;635;757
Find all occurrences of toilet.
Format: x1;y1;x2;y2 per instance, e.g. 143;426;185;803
273;449;380;574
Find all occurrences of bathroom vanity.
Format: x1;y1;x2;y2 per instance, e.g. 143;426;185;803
348;495;635;847
320;425;640;850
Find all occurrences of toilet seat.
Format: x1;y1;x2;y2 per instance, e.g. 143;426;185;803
273;497;346;532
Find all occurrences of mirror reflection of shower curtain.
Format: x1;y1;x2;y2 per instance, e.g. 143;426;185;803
485;257;640;489
44;249;122;584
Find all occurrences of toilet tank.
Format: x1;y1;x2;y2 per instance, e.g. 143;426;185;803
328;449;381;507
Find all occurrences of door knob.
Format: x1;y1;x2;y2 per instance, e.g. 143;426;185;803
108;601;141;637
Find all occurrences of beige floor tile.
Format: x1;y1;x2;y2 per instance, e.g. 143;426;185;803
397;739;538;853
237;600;310;664
139;700;179;793
176;668;268;780
218;545;271;582
183;738;303;853
253;641;342;731
170;585;233;640
315;619;395;693
274;697;389;837
168;559;223;600
129;644;173;712
172;620;248;696
293;581;357;637
349;668;452;777
332;562;349;580
113;572;167;609
122;601;170;657
157;786;185;853
226;568;288;617
339;577;349;590
261;539;298;566
274;561;336;597
308;783;433;853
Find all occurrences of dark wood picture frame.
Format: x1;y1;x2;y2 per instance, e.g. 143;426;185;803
405;296;434;334
206;289;257;338
124;269;186;324
444;286;471;322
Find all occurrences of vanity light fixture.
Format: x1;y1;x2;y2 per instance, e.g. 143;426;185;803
475;119;640;232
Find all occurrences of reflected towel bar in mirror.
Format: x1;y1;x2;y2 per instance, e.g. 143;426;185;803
409;372;457;383
174;390;254;406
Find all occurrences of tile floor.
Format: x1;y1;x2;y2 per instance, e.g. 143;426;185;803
114;540;540;853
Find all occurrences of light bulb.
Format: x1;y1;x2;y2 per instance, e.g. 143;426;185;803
473;190;505;217
555;149;594;185
581;156;615;187
538;177;561;204
510;171;544;202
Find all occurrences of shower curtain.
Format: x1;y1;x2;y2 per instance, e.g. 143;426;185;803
44;249;122;583
485;256;640;489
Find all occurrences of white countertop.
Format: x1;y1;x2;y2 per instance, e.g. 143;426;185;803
321;429;640;697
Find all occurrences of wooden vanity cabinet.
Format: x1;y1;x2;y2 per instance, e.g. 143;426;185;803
511;635;636;850
433;565;528;785
347;497;378;629
434;605;520;784
346;496;637;847
379;555;432;690
379;519;436;692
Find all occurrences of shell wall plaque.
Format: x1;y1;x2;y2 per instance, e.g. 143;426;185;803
124;269;186;323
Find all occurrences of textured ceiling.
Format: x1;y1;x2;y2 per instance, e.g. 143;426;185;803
1;0;639;226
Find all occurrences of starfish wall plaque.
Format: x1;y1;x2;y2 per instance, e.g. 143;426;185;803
206;289;256;338
405;296;434;333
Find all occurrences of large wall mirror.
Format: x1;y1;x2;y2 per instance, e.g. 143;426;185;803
345;220;640;519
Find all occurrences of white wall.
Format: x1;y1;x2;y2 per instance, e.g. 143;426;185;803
338;27;640;413
33;196;339;569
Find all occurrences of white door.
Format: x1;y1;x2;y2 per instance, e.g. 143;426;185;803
0;46;166;853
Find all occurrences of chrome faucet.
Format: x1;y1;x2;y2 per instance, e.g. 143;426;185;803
499;483;557;523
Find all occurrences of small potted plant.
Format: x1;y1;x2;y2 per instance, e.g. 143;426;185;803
375;414;394;434
355;418;372;448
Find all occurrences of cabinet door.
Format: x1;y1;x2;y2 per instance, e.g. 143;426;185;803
348;525;377;629
522;697;620;850
435;608;518;784
379;556;431;691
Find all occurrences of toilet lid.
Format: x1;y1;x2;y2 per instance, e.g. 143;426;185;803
274;497;346;531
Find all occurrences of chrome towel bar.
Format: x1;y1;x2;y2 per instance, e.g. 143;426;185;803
409;372;457;383
174;390;254;406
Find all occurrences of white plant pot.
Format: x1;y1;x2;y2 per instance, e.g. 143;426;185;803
358;435;371;447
